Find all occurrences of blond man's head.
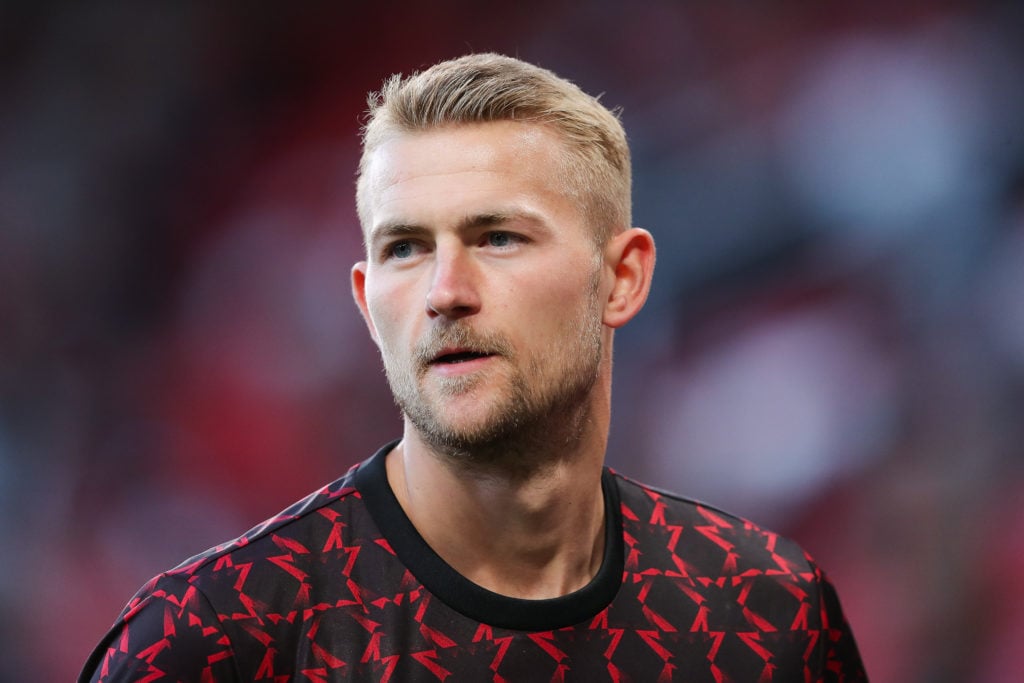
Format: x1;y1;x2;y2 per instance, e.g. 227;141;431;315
356;53;631;246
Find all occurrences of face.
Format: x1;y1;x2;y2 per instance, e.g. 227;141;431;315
353;121;611;457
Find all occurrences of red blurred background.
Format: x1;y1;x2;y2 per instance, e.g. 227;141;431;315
2;3;1023;680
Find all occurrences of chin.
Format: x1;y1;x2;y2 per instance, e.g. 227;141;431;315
409;399;519;450
425;407;511;445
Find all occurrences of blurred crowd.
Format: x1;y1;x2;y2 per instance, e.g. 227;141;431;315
2;2;1023;681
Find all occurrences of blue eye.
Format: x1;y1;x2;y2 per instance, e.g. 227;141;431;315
390;241;414;259
487;232;512;247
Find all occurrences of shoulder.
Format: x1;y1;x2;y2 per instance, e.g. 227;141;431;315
80;451;387;682
162;459;367;584
609;469;815;578
608;470;868;680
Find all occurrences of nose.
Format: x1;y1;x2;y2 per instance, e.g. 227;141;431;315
425;246;481;319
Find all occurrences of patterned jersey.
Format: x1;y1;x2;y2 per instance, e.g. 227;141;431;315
80;442;867;682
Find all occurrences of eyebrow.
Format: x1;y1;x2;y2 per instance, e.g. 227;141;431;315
368;222;425;245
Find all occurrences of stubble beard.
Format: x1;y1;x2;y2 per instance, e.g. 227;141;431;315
381;277;605;480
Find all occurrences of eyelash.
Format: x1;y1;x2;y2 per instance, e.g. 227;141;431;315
384;240;419;260
482;231;523;248
380;231;525;262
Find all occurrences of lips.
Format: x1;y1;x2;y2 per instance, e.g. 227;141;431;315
415;327;513;373
430;348;494;365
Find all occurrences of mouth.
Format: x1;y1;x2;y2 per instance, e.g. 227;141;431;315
430;349;495;365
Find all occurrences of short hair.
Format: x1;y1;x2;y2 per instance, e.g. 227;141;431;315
356;53;631;245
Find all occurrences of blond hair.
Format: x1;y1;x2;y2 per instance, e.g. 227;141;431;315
356;53;631;244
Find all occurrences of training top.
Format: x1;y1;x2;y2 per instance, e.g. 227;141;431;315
80;442;868;682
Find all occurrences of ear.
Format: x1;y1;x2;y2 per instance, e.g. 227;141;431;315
602;228;656;329
351;261;380;346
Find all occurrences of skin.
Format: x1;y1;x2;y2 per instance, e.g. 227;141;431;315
352;120;655;599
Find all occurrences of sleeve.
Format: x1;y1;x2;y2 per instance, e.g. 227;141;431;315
813;560;869;683
78;573;241;683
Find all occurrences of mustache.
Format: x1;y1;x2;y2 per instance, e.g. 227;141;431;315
413;323;515;367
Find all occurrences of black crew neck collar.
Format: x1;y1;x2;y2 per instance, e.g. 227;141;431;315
353;441;624;632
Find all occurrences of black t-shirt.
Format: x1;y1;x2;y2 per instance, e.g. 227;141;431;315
80;443;867;681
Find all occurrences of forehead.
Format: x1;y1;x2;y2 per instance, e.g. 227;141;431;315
360;122;575;234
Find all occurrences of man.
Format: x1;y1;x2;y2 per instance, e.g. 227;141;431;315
81;53;867;681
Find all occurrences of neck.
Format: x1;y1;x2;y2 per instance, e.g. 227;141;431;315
386;406;609;599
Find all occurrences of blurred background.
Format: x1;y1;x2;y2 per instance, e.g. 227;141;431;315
3;2;1023;680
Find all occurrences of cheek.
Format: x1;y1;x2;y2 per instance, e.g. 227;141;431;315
366;284;411;343
514;271;597;330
